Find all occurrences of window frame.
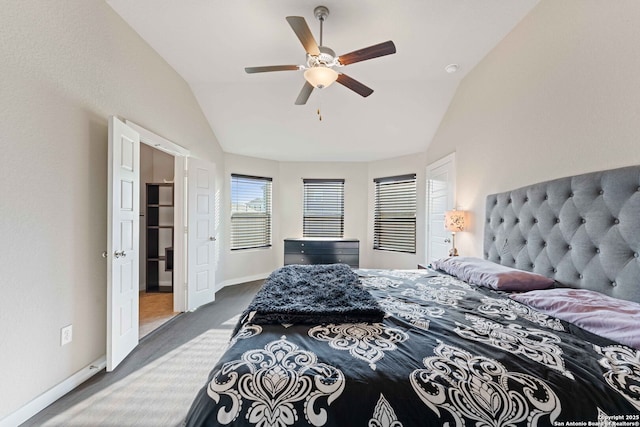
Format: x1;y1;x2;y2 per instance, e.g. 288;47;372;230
302;178;345;238
373;173;417;253
230;173;273;251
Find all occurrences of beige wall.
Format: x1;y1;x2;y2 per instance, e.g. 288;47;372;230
426;0;640;257
278;161;369;266
222;153;280;285
221;155;424;282
366;152;428;269
0;0;223;419
220;156;372;283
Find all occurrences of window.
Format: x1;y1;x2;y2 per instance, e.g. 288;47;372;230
230;174;272;250
303;179;345;238
373;174;417;253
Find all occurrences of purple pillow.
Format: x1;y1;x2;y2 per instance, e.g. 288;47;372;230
431;256;554;291
510;288;640;350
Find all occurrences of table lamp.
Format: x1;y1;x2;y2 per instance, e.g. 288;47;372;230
444;210;466;256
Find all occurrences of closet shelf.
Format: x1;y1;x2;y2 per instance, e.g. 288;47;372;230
146;183;174;293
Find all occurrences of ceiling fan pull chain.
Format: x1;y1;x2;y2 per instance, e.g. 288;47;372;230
317;90;323;121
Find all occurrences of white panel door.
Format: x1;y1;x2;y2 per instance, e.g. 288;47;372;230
107;116;140;371
426;153;456;262
187;157;216;311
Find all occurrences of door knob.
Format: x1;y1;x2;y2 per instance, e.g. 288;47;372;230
114;250;126;258
444;238;451;243
209;236;216;241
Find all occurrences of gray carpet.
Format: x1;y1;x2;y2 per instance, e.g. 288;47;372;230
21;280;262;427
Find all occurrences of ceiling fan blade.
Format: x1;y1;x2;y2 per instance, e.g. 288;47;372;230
338;40;396;66
245;65;300;74
295;81;314;105
336;74;374;98
286;16;320;56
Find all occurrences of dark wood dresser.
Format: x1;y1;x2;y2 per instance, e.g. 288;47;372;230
284;238;360;268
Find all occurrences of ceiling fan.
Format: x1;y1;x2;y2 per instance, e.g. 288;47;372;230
244;5;396;105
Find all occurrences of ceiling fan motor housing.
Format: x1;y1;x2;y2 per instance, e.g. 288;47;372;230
307;46;337;68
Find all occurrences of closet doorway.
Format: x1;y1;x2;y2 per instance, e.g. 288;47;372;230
108;118;215;370
139;144;179;338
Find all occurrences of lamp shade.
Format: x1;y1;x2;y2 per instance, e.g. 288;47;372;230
304;66;338;89
445;210;466;232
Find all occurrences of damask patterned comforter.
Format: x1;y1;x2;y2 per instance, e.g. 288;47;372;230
184;268;640;426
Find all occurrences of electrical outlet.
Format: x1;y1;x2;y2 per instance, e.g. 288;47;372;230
61;324;73;346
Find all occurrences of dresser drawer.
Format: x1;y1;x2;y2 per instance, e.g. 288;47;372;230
284;240;325;252
289;247;358;255
329;247;359;255
332;241;359;249
284;254;320;265
322;254;359;268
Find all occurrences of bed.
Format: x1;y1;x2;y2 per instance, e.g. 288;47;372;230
185;165;640;426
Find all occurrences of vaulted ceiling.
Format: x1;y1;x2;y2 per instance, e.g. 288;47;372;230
107;0;539;162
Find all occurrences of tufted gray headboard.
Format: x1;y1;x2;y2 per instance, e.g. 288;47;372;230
484;165;640;304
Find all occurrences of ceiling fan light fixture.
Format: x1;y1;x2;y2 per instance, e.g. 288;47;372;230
304;66;338;89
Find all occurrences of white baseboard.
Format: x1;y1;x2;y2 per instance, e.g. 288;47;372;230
0;356;106;427
217;272;269;290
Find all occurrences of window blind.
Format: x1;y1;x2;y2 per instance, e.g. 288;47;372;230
373;174;417;253
231;174;272;250
303;179;345;238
